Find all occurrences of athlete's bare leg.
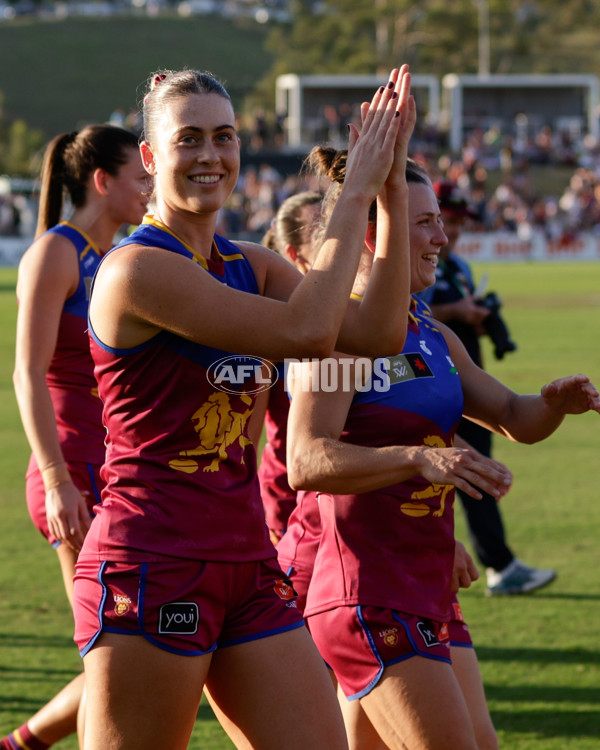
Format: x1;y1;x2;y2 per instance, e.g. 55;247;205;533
82;633;209;750
337;682;388;750
359;656;478;750
21;546;83;746
77;684;86;749
202;657;339;749
204;688;255;750
20;672;84;746
451;646;498;750
56;543;78;608
206;627;348;750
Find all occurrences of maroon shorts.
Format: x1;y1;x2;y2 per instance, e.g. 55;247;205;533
307;605;451;699
26;459;103;547
73;556;304;657
448;598;473;648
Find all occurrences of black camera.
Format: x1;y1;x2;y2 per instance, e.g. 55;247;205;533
476;291;517;360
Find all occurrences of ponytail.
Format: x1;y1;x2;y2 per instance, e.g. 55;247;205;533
35;131;77;237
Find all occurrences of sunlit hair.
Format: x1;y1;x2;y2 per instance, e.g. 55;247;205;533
36;124;140;237
142;68;231;146
304;146;429;246
262;191;322;255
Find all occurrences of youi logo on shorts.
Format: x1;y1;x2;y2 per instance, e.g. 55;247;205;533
158;602;199;635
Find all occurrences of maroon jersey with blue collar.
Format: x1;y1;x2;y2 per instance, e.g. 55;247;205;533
82;217;274;563
305;297;464;622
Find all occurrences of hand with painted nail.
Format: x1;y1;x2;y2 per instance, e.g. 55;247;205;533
344;69;405;204
386;64;417;192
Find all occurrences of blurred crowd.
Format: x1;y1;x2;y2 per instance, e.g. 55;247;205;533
0;192;36;237
215;120;600;242
4;105;600;243
214;104;600;242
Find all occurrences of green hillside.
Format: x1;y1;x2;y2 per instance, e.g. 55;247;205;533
0;14;274;138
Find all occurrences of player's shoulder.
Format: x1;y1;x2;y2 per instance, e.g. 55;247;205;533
19;229;80;274
230;238;292;277
230;239;273;260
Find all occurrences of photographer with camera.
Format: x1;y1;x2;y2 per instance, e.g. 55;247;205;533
420;180;556;596
475;290;517;360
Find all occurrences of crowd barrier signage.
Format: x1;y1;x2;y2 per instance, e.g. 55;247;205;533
457;231;600;262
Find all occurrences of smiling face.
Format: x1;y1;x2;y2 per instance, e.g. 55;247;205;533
105;145;152;227
141;92;240;221
408;181;448;294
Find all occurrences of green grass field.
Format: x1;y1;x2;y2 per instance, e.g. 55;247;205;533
0;262;599;749
0;15;274;140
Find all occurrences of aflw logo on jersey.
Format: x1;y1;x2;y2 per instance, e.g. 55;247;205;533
385;353;434;385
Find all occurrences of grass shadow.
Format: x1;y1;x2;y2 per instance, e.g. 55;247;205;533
517;591;600;602
492;708;600;739
486;683;600;704
476;646;600;666
0;632;75;649
0;665;80;680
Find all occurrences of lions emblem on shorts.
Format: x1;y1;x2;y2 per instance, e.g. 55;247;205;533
380;628;399;647
113;594;132;616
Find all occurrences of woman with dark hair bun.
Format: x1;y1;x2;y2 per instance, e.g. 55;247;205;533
257;189;323;543
7;124;149;750
285;144;600;750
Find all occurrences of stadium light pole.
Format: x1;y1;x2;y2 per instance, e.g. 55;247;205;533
475;0;490;77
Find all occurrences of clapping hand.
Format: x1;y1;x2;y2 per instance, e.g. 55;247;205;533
344;68;409;204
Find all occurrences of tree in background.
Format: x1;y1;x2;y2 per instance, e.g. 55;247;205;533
1;119;45;177
0;90;44;177
262;0;600;89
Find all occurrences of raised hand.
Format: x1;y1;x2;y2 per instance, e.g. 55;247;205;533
344;69;405;204
358;65;416;193
541;374;600;415
386;64;416;191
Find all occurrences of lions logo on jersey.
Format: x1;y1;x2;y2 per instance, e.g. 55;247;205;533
169;391;254;473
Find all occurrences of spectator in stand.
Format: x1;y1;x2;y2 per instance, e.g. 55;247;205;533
0;195;21;235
